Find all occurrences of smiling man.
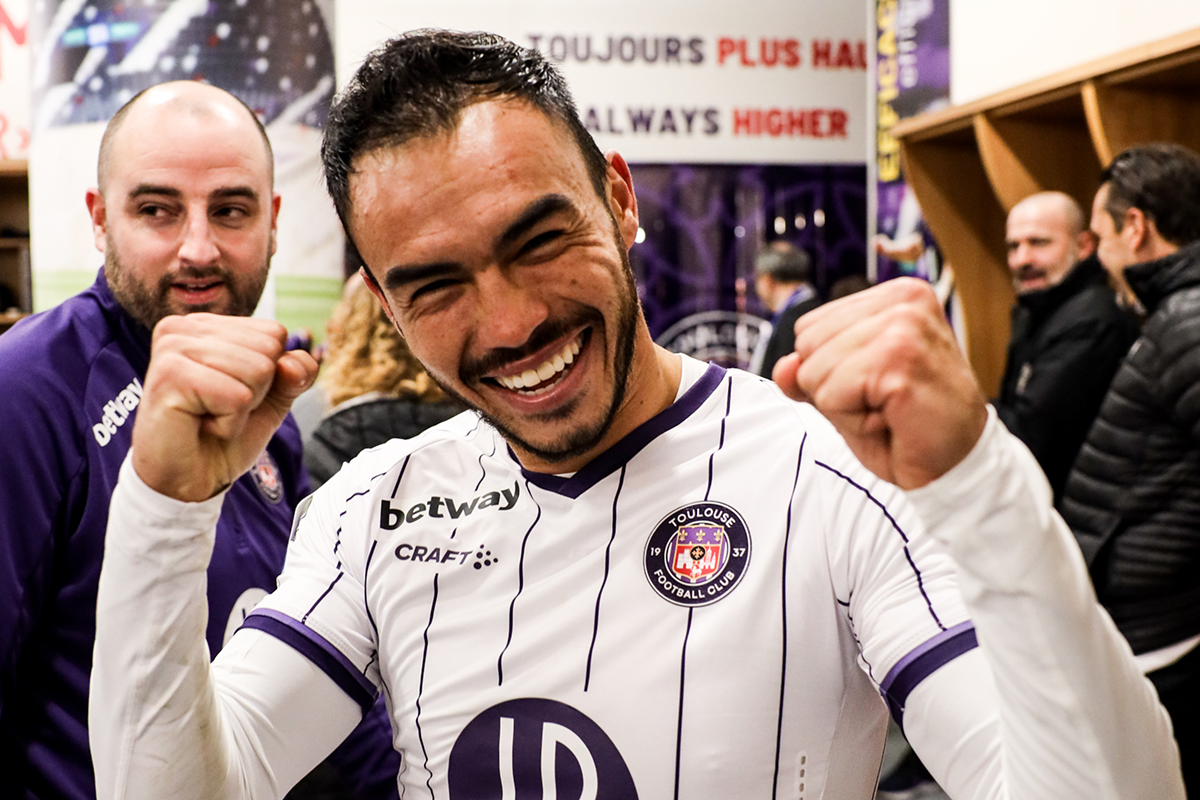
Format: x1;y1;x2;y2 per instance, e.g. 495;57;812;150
0;81;397;799
90;33;1182;800
994;191;1138;503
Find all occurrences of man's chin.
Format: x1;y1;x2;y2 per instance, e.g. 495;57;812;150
482;402;616;467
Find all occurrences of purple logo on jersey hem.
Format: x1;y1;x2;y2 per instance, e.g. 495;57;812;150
644;502;750;606
448;698;638;799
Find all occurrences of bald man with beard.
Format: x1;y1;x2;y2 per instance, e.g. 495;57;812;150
994;191;1139;503
0;82;398;800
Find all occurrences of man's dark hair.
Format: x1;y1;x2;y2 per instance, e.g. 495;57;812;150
322;30;608;246
1101;143;1200;247
755;241;811;283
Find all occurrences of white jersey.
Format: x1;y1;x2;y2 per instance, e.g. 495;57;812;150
251;356;973;799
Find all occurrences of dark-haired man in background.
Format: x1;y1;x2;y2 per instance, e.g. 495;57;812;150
995;191;1138;503
1063;142;1200;797
751;240;820;377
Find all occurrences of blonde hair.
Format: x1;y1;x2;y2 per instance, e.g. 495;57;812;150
319;275;445;408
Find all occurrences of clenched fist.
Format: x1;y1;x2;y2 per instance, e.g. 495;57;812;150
773;278;987;490
131;314;319;502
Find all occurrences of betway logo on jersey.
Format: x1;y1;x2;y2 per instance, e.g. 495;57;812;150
92;378;143;446
379;481;520;529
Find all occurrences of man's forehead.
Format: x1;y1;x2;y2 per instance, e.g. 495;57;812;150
1008;206;1068;238
347;100;596;244
351;100;583;187
107;94;272;188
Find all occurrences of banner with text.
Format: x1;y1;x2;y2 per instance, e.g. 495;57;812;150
874;0;950;284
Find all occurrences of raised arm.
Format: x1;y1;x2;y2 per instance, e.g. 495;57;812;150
89;314;363;799
775;278;1183;799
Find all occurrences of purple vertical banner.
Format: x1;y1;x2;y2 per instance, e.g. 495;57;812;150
875;0;949;283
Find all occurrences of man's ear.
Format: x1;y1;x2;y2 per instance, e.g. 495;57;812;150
1123;206;1148;253
1076;229;1097;260
85;188;107;253
269;192;282;256
360;265;402;334
604;151;639;251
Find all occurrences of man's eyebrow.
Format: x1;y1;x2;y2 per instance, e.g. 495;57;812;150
209;186;261;202
495;193;575;252
383;261;461;293
127;184;182;200
124;185;261;202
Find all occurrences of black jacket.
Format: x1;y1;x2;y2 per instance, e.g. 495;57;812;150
305;394;463;490
994;256;1139;503
757;287;821;378
1062;240;1200;654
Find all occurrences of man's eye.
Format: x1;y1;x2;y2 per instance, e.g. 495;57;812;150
409;279;460;303
521;229;564;255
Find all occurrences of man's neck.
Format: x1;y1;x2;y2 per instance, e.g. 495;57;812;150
769;282;805;313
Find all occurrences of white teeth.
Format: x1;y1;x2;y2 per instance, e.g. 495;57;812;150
495;335;583;392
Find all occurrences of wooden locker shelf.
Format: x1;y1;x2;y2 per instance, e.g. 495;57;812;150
892;27;1200;396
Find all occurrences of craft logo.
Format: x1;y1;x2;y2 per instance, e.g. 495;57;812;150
645;502;750;606
251;450;283;504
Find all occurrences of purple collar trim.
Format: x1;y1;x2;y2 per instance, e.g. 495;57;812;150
515;361;727;499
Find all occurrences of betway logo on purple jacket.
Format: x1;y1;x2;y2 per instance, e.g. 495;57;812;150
92;377;143;446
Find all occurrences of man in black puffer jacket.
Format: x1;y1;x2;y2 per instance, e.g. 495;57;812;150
1062;143;1200;797
996;192;1139;504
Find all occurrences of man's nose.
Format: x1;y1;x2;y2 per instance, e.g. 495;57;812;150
1010;243;1033;269
475;266;550;350
178;214;220;265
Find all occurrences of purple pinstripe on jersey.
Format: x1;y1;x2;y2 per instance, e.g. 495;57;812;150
585;464;626;692
674;369;733;800
814;461;947;631
772;432;807;799
415;573;440;797
498;480;541;686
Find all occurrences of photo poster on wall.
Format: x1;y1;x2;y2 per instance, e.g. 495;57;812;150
342;1;869;369
874;0;949;286
0;0;28;162
27;0;344;339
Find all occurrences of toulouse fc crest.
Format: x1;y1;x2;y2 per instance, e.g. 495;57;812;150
644;502;750;606
251;450;284;505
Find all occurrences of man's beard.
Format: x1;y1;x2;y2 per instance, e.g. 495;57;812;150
432;232;641;466
105;240;270;331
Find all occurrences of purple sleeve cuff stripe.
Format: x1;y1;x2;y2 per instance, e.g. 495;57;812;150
879;621;977;728
242;609;378;715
